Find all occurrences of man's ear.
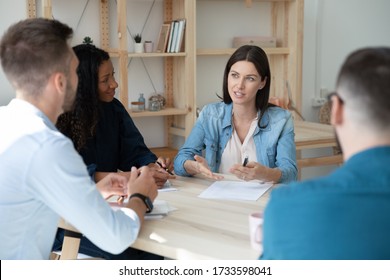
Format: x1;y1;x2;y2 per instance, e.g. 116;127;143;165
330;96;343;126
53;72;67;95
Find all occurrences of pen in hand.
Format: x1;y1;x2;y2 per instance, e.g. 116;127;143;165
156;161;174;175
117;195;125;204
242;156;249;167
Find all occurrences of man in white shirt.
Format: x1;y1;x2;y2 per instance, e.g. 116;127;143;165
0;18;158;259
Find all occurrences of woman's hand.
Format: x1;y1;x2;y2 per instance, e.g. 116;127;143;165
148;157;175;188
229;161;281;183
156;157;174;173
184;155;224;180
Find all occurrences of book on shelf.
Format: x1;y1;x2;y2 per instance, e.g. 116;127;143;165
163;19;186;53
174;19;186;52
166;20;175;53
169;20;179;53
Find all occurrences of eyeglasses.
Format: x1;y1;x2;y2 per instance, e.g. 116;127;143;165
327;91;344;104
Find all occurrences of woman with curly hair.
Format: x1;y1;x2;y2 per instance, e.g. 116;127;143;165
53;43;171;259
57;43;173;184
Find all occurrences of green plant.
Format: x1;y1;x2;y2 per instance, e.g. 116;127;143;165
82;36;93;44
133;33;142;43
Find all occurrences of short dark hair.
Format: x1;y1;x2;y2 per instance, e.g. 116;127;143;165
337;47;390;131
0;18;73;96
221;45;272;127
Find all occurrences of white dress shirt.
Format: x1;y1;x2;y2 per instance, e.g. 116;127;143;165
0;99;140;259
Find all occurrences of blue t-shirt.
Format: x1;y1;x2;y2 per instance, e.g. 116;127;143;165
260;146;390;259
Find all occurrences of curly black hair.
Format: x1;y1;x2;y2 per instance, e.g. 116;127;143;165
56;44;110;151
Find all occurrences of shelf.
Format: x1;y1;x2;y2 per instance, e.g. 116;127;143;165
127;52;187;58
128;107;189;118
107;49;186;58
197;47;290;56
198;0;293;2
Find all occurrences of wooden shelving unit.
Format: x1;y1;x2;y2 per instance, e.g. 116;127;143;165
107;0;196;155
26;0;303;160
197;0;304;116
197;47;290;56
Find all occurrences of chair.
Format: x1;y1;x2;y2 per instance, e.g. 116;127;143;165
50;218;95;260
319;101;342;155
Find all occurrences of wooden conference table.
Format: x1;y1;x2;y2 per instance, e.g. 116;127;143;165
130;122;341;259
130;175;271;260
58;121;339;260
132;121;342;260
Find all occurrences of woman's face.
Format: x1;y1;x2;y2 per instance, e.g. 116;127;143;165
98;59;118;102
227;60;266;106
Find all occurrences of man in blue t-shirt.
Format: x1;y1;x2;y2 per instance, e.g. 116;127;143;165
260;47;390;260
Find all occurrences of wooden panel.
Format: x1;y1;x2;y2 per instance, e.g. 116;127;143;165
116;0;128;108
26;0;36;18
42;0;52;19
99;0;109;49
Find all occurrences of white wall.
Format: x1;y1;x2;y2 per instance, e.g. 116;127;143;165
1;0;390;179
300;0;390;179
303;0;390;122
0;1;25;105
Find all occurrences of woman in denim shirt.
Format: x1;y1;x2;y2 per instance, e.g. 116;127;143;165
174;45;297;183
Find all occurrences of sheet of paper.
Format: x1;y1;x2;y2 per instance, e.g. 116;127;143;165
198;181;272;201
146;200;174;216
110;199;176;219
158;180;177;192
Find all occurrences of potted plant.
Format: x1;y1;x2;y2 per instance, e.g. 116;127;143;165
133;33;143;53
82;36;93;44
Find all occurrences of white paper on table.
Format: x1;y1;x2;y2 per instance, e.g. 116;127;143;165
110;200;176;219
146;200;176;216
158;180;177;192
198;181;272;201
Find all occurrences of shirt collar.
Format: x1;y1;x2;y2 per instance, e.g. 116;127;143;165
10;98;58;132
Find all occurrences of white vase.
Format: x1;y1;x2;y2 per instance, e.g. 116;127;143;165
134;43;143;53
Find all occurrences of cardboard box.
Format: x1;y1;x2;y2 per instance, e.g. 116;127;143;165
232;36;276;48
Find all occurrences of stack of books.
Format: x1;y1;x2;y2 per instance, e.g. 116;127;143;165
156;19;186;53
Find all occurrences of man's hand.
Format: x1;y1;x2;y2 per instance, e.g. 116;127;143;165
96;173;128;200
125;166;158;222
126;166;158;202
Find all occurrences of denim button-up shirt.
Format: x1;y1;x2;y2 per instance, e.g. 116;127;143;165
174;102;297;183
